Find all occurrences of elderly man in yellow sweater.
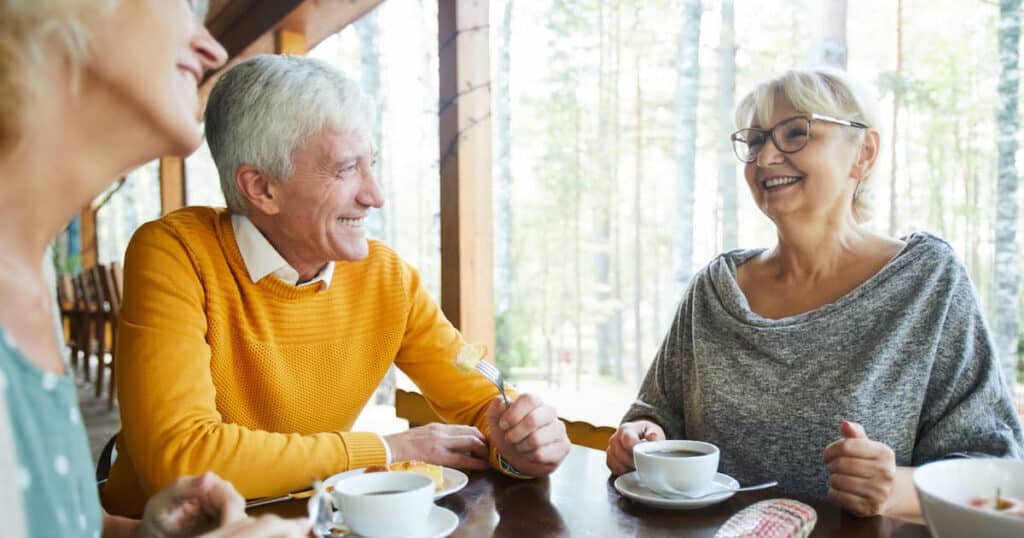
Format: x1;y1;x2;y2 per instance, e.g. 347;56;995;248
101;54;571;516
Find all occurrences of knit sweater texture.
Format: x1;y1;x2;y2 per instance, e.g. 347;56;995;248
102;207;500;516
622;232;1024;499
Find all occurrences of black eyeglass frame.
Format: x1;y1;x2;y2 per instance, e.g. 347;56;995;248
730;113;869;163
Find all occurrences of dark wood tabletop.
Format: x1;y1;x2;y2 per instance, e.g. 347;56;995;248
256;444;929;537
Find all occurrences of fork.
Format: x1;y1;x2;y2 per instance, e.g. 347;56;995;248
474;360;509;405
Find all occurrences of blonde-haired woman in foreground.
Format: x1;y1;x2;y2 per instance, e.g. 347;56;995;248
0;1;308;536
607;67;1023;518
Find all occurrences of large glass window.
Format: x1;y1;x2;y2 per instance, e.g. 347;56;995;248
490;0;1024;426
96;160;161;264
308;0;442;297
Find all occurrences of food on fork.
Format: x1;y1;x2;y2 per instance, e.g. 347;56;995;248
455;343;488;373
365;460;445;491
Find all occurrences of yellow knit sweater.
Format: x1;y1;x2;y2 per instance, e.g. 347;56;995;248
101;207;501;516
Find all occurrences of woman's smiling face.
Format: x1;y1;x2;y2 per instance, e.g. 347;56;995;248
743;100;865;224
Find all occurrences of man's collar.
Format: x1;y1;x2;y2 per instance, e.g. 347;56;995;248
231;214;334;290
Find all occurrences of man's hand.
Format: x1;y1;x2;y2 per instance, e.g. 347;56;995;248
137;472;309;538
823;421;898;517
384;423;491;470
606;420;665;476
487;394;570;477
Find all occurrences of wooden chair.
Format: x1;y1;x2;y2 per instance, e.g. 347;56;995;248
108;261;123;305
70;274;94;381
57;274;86;371
91;264;121;409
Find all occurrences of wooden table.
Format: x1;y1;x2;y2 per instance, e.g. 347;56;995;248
257;445;929;537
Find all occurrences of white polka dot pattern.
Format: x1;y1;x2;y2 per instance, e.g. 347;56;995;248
41;372;58;391
69;406;80;425
18;466;31;489
54;454;69;475
0;368;6;392
1;329;15;350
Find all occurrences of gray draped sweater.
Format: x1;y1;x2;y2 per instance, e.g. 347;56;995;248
622;232;1024;499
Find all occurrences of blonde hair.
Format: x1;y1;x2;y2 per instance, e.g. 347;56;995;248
0;0;119;154
734;67;882;222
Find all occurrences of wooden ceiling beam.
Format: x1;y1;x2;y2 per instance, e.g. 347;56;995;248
208;0;305;60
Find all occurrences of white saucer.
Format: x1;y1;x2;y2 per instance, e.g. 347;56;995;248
613;471;740;510
329;505;459;538
324;466;469;499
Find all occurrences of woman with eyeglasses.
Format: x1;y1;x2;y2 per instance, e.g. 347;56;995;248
606;67;1023;518
0;1;308;536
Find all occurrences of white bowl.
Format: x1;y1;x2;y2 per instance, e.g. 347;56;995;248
913;458;1024;538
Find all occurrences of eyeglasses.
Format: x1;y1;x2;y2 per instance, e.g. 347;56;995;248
730;113;868;163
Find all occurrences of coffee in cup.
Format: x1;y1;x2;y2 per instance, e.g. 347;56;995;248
330;471;434;537
633;440;719;496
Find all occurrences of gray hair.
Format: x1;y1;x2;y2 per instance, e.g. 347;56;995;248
734;67;882;222
204;54;375;214
0;0;119;154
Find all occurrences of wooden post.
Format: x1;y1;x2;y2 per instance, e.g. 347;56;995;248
275;27;307;54
159;156;185;215
79;205;97;269
438;1;494;354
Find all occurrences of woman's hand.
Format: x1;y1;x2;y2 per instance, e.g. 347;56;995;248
823;421;898;517
136;472;307;538
606;420;665;477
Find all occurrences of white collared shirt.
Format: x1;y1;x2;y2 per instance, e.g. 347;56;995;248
231;214;335;290
231;214;391;463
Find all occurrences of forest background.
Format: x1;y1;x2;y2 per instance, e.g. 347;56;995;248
78;0;1024;425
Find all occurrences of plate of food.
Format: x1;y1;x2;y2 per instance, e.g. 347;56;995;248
324;460;469;500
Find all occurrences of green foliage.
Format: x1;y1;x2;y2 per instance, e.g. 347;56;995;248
495;309;534;376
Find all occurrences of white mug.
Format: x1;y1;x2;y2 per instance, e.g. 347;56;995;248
633;439;720;496
330;471;434;537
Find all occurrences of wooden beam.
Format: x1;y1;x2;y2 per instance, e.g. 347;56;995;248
438;1;495;354
198;0;384;112
159;157;185;215
275;27;307;55
79;206;97;269
207;0;305;59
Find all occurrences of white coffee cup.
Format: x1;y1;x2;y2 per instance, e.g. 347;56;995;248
633;439;720;496
330;471;434;537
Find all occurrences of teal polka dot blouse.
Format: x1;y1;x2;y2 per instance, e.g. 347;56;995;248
0;327;103;537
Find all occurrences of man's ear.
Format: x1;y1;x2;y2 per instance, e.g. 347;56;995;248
850;129;880;180
235;165;280;215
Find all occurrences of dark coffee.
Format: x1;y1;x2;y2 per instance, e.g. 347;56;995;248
365;489;405;495
648;449;708;458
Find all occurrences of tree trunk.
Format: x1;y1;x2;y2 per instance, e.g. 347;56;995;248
811;0;847;69
354;9;386;244
889;0;901;235
593;0;612;376
610;0;624;381
574;104;584;392
633;27;645;386
495;0;513;315
718;0;737;251
672;0;702;289
995;0;1021;390
494;0;514;361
